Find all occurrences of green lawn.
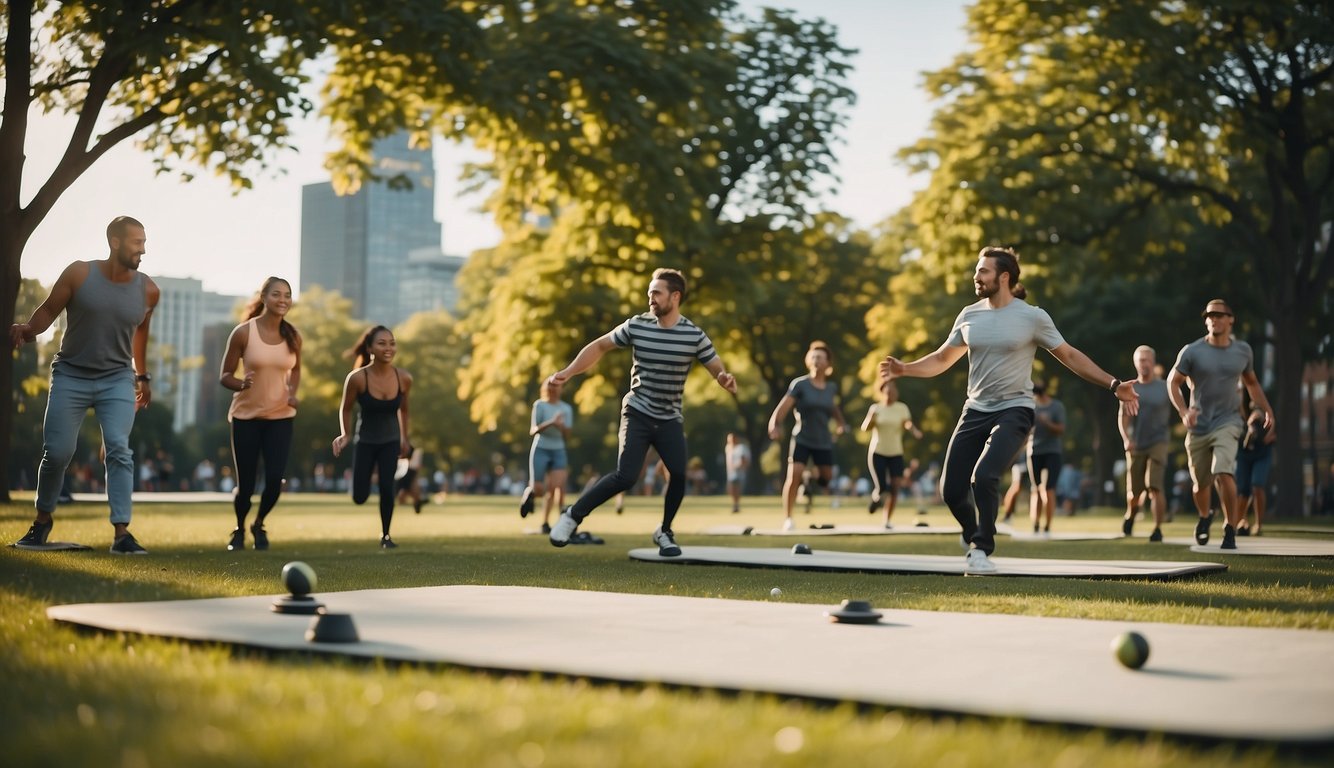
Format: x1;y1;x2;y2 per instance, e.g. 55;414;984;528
3;493;1331;767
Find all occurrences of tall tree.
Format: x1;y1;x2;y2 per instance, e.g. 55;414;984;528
455;7;860;488
0;0;733;499
889;0;1333;510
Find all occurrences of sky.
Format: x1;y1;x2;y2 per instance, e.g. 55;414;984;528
19;1;969;298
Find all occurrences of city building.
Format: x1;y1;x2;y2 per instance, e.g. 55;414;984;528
401;248;467;318
149;277;245;432
299;132;442;325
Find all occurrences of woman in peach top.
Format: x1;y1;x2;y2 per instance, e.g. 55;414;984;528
219;277;301;551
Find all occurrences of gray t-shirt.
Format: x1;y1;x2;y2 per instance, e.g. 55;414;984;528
1172;337;1252;434
947;300;1066;412
1128;379;1171;450
532;399;574;450
787;376;839;450
1029;398;1065;454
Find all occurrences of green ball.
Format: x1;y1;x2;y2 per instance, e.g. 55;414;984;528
1112;631;1150;669
282;561;317;596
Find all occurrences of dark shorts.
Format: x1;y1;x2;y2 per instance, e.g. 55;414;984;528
790;442;834;467
1028;452;1063;489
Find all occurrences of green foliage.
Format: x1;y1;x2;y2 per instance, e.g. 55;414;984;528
283;287;364;481
877;0;1334;502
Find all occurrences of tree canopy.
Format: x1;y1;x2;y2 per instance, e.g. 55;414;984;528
875;0;1333;509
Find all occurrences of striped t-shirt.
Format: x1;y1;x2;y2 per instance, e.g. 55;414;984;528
611;313;718;421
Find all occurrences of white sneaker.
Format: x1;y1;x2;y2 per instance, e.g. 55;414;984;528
782;518;795;532
883;522;893;530
965;548;997;574
652;526;682;557
549;509;578;547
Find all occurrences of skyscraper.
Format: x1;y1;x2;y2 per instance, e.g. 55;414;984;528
299;132;441;325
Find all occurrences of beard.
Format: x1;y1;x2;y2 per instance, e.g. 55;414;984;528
974;279;998;298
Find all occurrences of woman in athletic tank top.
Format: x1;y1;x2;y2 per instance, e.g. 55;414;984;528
220;277;301;552
332;325;414;548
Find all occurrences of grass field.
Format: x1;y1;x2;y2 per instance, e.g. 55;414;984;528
3;493;1332;767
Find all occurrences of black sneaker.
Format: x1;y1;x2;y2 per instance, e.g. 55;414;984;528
1194;514;1213;546
380;536;398;549
250;525;269;551
541;522;552;535
652;526;682;557
867;494;880;514
110;533;148;555
519;487;535;518
1121;516;1134;536
1148;527;1163;543
16;520;53;547
414;499;424;514
1221;524;1237;550
1237;524;1251;537
227;528;245;551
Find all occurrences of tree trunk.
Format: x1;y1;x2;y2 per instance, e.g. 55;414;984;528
1;225;23;503
1271;307;1305;516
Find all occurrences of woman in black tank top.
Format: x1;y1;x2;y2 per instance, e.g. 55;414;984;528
332;326;414;548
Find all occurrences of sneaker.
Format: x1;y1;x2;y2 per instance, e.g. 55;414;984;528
549;508;578;547
1148;527;1163;543
1121;516;1134;536
16;520;53;547
250;525;269;551
380;536;398;549
884;522;894;530
227;528;245;551
110;533;148;555
1195;514;1213;546
1221;524;1237;550
867;494;880;514
782;518;795;532
1237;524;1251;537
541;522;552;535
571;531;606;545
414;499;424;514
652;526;682;557
964;548;997;574
519;487;535;518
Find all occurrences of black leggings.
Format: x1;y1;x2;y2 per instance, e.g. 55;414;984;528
572;407;687;531
940;406;1034;555
353;439;399;536
230;417;294;529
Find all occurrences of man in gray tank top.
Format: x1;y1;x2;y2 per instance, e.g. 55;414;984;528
1118;345;1171;541
10;217;160;554
880;246;1138;574
1167;299;1274;551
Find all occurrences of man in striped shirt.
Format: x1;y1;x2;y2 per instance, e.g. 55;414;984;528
546;268;738;556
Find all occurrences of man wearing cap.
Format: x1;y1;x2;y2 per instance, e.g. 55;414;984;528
1167;299;1274;550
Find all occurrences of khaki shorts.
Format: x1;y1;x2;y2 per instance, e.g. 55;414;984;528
1127;441;1169;496
1185;423;1243;490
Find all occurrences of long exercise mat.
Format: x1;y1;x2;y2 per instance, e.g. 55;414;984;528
47;585;1333;742
630;546;1226;580
1164;538;1334;557
703;524;962;536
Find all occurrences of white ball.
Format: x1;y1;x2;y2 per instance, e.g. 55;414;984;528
770;587;783;597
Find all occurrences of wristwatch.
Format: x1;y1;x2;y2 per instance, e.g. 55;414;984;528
136;373;152;383
1108;377;1120;392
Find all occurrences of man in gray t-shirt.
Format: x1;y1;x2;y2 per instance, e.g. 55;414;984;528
1167;299;1274;550
1118;345;1171;541
880;246;1138;574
